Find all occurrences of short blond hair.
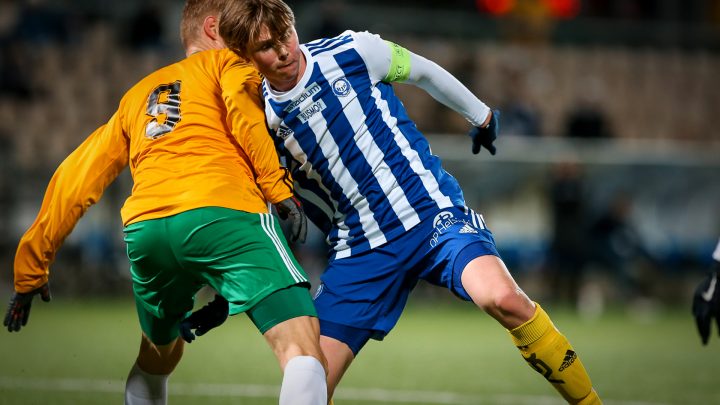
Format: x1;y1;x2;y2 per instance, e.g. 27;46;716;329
219;0;295;57
180;0;226;49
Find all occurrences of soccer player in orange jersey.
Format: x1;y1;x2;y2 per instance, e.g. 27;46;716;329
3;1;327;404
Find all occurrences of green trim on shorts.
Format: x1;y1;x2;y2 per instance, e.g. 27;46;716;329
246;284;317;334
383;41;411;82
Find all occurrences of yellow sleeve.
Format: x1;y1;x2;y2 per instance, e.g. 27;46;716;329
13;112;129;293
220;61;293;204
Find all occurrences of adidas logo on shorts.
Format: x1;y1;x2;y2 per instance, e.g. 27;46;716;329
459;224;478;234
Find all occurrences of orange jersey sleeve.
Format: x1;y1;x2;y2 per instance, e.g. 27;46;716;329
120;49;293;225
14;114;129;292
13;49;293;292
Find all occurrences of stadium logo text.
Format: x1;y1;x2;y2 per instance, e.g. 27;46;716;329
284;82;321;113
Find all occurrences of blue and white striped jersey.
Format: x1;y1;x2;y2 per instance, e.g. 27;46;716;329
262;31;467;260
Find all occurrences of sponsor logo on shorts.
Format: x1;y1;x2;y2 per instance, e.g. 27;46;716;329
429;211;478;247
432;211;455;228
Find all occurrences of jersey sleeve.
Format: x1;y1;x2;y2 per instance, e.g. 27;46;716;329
220;60;294;204
13;112;129;293
352;31;396;84
355;31;490;128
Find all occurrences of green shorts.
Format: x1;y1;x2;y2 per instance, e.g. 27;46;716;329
124;207;315;345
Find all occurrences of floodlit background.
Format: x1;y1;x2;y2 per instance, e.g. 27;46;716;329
0;1;719;404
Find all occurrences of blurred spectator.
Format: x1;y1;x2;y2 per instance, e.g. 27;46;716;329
124;4;165;49
0;131;17;277
564;103;613;138
588;193;653;302
14;0;71;45
546;160;589;307
564;76;613;138
313;0;346;39
0;41;33;100
499;70;541;136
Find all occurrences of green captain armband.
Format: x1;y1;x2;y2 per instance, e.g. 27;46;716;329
383;41;411;83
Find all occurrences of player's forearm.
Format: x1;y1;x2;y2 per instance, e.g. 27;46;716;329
13;168;81;292
243;123;295;204
406;52;490;128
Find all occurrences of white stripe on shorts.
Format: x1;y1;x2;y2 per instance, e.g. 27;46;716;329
259;213;305;283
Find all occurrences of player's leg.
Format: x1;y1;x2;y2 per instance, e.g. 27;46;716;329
247;285;327;405
313;243;417;399
123;216;200;405
421;207;599;404
125;333;184;405
461;255;601;404
187;209;327;404
319;335;355;398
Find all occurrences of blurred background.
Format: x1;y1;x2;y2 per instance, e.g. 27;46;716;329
0;0;719;318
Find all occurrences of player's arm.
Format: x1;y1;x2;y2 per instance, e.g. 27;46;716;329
220;60;306;242
693;238;720;345
6;112;128;332
13;113;129;293
356;31;498;155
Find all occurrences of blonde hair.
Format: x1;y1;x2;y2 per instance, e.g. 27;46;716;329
219;0;295;57
180;0;226;49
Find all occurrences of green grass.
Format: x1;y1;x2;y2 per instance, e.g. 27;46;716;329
1;297;719;405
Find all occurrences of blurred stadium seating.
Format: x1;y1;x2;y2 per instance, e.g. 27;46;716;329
0;0;718;309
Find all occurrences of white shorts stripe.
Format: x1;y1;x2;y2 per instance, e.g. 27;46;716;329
259;213;304;283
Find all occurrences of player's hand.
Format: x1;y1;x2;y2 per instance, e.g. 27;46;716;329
274;196;307;243
468;109;499;155
692;264;720;345
4;283;51;332
179;294;229;343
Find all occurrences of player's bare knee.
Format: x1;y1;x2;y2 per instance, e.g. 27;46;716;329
482;288;534;327
137;337;185;375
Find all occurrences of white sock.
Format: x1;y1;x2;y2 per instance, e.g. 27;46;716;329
279;356;327;405
125;362;169;405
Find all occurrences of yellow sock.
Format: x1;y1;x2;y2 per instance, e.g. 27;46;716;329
508;303;602;404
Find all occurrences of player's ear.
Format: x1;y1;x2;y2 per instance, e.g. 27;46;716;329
203;15;220;41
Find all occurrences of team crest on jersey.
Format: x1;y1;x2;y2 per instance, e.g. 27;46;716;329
331;77;351;97
277;124;294;140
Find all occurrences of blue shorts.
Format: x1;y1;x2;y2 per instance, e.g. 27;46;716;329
314;206;499;354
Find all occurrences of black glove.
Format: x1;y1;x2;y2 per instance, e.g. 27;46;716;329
274;196;307;243
179;294;229;343
4;283;51;332
692;263;720;345
468;109;500;155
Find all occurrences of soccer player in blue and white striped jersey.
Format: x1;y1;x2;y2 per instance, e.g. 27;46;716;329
220;1;601;403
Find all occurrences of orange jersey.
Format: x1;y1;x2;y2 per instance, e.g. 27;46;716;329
13;49;293;292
